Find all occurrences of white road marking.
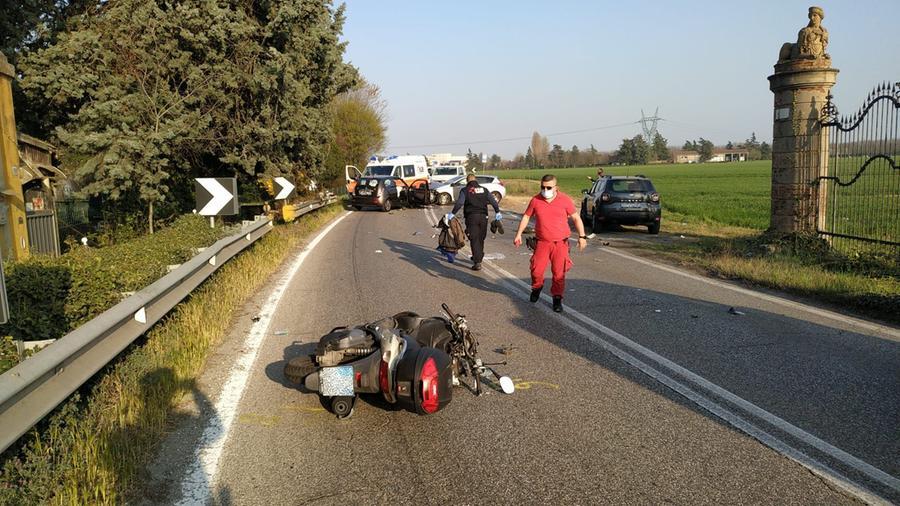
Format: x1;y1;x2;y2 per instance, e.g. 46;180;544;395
176;211;351;505
422;206;897;504
501;208;900;340
599;246;900;340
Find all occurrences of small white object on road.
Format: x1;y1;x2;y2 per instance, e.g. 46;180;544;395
728;307;746;316
654;309;661;313
375;249;383;253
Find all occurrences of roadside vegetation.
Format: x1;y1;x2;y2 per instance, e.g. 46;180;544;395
498;163;899;324
0;205;342;505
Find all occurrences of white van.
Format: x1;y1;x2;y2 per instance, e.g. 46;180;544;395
430;165;467;184
345;155;431;193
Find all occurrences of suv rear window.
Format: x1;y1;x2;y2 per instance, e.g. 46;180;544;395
608;179;651;193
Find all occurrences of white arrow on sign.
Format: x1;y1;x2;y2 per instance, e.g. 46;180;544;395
273;177;295;200
197;178;234;215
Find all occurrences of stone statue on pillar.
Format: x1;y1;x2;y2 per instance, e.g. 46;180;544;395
778;6;830;64
778;6;831;66
768;6;838;235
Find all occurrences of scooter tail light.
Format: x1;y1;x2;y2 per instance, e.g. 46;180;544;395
419;357;439;414
379;359;390;393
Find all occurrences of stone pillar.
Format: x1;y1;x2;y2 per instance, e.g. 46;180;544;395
767;6;838;235
0;53;29;260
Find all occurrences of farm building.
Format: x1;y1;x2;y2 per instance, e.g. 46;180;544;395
427;153;468;166
671;150;701;164
708;148;749;162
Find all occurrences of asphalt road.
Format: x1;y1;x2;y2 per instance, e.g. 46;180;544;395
140;204;900;505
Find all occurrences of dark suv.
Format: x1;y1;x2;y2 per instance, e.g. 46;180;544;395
580;176;661;234
350;176;431;212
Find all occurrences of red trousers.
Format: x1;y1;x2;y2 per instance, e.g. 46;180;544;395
530;239;573;298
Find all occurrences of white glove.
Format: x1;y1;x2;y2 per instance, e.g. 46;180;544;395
495;213;502;221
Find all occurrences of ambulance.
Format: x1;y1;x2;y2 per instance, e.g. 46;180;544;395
345;155;431;194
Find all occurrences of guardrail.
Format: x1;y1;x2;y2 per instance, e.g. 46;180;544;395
0;198;336;453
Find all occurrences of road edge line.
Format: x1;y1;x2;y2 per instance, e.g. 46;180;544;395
175;210;351;505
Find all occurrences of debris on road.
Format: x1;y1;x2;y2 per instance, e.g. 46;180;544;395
654;309;662;313
496;344;519;356
375;249;383;253
251;316;261;322
727;307;746;316
691;314;699;319
274;330;288;336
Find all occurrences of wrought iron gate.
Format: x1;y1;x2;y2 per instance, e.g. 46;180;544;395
817;81;899;249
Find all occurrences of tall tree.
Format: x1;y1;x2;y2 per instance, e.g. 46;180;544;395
21;0;356;231
548;144;565;167
466;148;484;171
568;145;580;167
323;79;387;186
617;135;649;165
525;146;535;169
651;132;669;161
697;138;714;162
488;153;501;169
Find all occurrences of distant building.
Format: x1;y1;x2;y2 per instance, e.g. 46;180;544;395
708;148;749;162
671;150;701;164
427;153;468;166
670;148;749;163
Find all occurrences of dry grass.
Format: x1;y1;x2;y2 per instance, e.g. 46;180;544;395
0;205;343;505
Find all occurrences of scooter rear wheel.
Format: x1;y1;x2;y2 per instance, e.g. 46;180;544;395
284;355;317;384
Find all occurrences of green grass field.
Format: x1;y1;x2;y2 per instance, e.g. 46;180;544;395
497;161;772;230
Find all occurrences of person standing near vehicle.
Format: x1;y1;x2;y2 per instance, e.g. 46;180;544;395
587;166;605;183
446;175;501;271
513;174;587;312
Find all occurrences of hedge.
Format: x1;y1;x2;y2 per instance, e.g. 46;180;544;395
1;215;224;343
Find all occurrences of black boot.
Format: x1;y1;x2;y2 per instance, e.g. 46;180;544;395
471;262;482;271
552;296;563;313
530;286;542;303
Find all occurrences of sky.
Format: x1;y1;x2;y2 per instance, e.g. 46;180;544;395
340;1;900;159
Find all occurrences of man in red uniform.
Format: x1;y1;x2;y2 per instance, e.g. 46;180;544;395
513;174;587;312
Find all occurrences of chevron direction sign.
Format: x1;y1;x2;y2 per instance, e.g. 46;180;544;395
273;177;295;200
195;178;239;216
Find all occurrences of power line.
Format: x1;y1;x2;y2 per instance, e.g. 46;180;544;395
386;120;640;150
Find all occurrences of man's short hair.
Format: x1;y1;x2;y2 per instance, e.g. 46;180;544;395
541;174;557;183
466;174;476;182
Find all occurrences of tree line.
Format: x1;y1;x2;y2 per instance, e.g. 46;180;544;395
4;0;387;233
467;129;773;170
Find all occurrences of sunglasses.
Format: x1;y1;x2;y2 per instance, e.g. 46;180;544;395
541;185;555;190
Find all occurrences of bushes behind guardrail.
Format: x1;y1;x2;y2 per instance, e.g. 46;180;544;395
1;215;224;342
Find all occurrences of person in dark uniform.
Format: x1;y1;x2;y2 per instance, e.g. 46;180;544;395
446;175;501;271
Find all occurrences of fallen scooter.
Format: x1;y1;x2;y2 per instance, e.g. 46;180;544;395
283;304;514;418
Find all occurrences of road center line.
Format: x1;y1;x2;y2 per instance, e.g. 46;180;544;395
502;208;900;340
176;211;351;505
422;205;896;503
